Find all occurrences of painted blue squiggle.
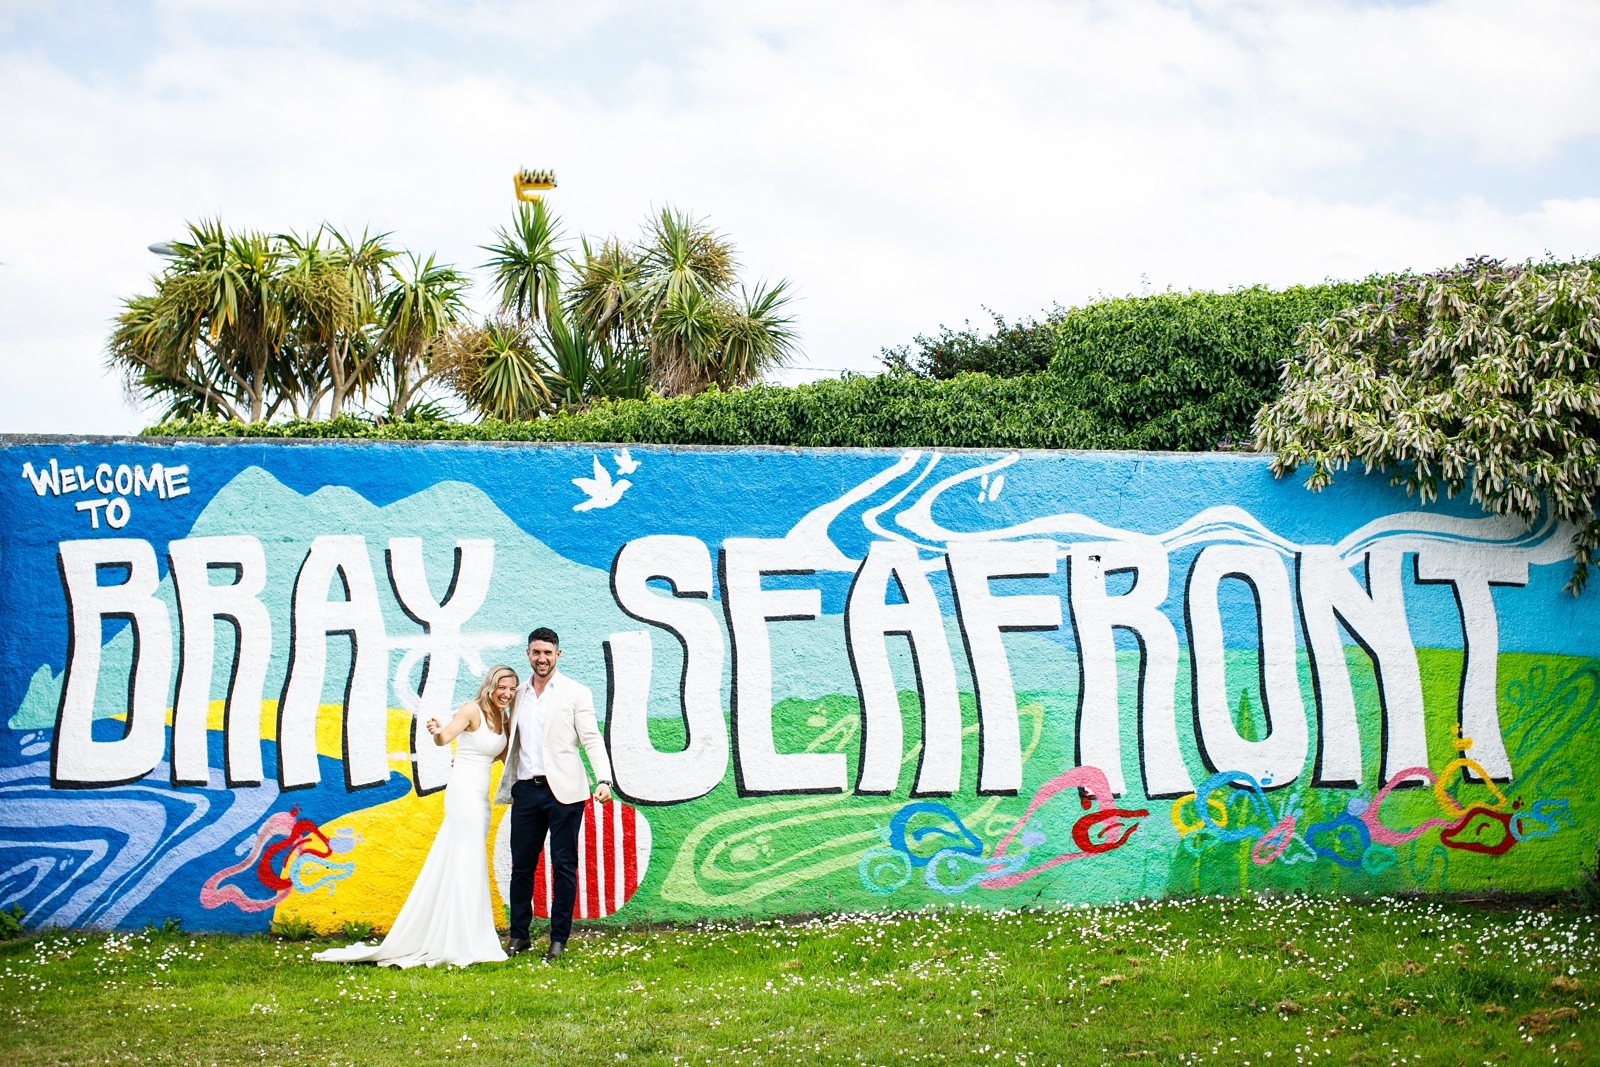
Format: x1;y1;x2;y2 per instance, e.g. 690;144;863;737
888;802;984;868
0;725;406;931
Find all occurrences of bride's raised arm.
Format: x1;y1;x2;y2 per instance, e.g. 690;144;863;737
425;701;482;746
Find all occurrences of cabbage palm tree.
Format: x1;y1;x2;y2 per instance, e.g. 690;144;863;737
717;280;797;390
590;332;650;402
567;236;643;353
211;227;294;421
325;226;401;415
438;303;649;421
109;291;236;420
469;214;651;419
432;320;551;421
650;284;727;395
483;199;564;327
107;219;296;422
539;305;652;408
636;208;737;310
614;208;796;395
375;253;469;419
437;201;572;421
279;228;360;418
110;220;471;424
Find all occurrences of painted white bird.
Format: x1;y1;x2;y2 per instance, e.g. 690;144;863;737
572;455;631;511
614;447;641;476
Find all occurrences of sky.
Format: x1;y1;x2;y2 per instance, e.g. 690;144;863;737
1;0;1597;436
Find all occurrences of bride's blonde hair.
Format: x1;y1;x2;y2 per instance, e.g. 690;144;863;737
474;665;518;735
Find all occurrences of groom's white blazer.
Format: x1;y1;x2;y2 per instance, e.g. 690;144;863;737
494;670;614;806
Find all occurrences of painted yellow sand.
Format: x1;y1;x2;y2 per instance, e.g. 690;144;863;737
277;705;510;933
164;699;377;758
162;702;509;934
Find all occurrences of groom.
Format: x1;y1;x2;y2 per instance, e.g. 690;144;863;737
495;626;614;961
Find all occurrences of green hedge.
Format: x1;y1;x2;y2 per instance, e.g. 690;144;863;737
147;373;1120;450
881;309;1058;379
147;279;1390;452
872;280;1398;450
152;261;1596;452
880;261;1596;452
1047;280;1390;451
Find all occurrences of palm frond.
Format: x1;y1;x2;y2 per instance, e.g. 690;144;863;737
718;279;799;387
482;200;565;326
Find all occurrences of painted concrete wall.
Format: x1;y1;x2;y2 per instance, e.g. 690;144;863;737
2;436;1596;933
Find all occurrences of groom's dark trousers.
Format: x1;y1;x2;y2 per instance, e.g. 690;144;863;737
508;778;585;944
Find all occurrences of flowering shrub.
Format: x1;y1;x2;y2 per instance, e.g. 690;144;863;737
1255;257;1600;591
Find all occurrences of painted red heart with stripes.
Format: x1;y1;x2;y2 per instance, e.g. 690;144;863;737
493;798;652;920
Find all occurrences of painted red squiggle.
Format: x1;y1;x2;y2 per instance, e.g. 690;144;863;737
1440;806;1518;856
981;767;1147;889
199;810;298;913
257;811;333;891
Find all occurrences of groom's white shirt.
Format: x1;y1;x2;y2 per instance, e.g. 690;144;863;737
495;669;613;806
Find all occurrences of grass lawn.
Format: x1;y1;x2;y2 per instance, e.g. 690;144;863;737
3;895;1597;1066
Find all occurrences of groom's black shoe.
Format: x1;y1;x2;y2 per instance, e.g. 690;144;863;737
506;938;532;957
541;940;566;962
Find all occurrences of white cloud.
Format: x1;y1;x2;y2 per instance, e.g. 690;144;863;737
1;0;1596;432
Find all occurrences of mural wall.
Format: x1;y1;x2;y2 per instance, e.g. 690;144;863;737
2;436;1597;933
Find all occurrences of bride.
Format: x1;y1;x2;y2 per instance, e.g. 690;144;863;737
314;666;516;967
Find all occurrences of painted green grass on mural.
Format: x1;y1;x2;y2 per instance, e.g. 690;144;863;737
4;897;1598;1066
628;651;1600;920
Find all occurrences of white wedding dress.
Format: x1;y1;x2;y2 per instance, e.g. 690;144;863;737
314;720;508;968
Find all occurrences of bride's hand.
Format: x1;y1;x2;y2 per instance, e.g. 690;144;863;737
424;717;443;736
